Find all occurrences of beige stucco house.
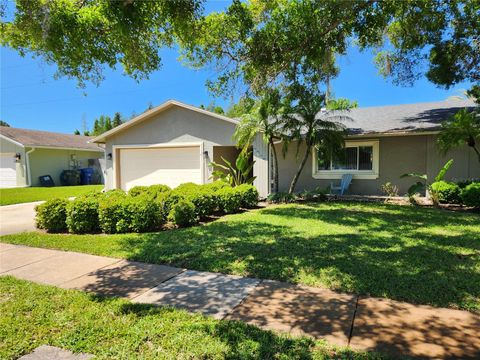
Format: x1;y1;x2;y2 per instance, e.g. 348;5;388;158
92;99;479;197
0;127;104;188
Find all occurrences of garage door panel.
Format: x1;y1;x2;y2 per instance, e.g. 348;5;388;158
0;154;17;188
119;146;201;190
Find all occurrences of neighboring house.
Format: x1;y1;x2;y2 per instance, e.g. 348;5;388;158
92;99;479;197
0;126;104;188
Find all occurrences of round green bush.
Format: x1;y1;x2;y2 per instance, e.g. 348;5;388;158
122;195;162;233
35;198;69;233
216;186;242;213
235;184;258;208
168;199;197;227
461;182;480;208
66;196;100;234
98;191;127;234
204;180;229;192
431;181;462;204
129;184;171;199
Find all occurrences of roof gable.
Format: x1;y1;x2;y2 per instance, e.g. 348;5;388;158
92;100;239;143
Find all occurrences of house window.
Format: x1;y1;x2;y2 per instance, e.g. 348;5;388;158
312;140;379;179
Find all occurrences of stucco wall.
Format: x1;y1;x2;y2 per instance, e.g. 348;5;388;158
275;134;480;195
29;148;103;186
0;137;27;187
103;106;239;190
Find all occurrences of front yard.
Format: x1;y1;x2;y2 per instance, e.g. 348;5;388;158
1;202;479;312
0;277;379;359
0;185;103;205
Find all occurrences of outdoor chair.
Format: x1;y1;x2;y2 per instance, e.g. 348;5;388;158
330;174;353;195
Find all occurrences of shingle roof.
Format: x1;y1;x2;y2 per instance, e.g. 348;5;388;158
332;98;476;135
0;126;103;151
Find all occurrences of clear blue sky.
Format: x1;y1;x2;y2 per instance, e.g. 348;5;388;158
0;1;471;134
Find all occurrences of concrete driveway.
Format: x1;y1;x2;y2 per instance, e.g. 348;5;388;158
0;201;39;235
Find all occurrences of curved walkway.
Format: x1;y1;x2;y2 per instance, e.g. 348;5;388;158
1;242;479;359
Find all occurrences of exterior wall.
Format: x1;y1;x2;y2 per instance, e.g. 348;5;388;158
28;148;103;186
104;106;239;190
252;133;269;198
275;134;480;195
0;137;27;187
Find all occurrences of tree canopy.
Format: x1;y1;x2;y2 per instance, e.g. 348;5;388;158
1;0;204;87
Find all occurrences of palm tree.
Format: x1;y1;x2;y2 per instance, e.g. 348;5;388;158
437;108;480;163
281;86;348;194
233;91;282;192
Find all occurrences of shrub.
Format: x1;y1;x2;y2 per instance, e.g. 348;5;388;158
235;184;258;208
204;180;229;192
216;186;242;213
121;195;162;233
381;182;399;197
457;179;480;189
171;184;217;219
461;183;480;208
129;184;171;199
98;191;127;234
430;181;462;204
267;192;296;204
66;196;100;234
297;187;327;202
35;198;69;233
168;199;197;227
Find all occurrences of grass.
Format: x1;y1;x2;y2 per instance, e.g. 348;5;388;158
0;185;103;205
1;202;479;312
0;277;381;360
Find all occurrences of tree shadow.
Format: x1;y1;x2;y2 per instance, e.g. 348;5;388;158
114;202;479;311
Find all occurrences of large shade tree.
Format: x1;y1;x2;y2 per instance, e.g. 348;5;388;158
1;0;204;87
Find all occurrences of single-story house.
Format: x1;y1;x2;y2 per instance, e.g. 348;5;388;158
91;99;479;197
0;126;104;188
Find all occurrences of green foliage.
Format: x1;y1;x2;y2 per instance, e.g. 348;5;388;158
210;151;256;186
35;198;69;233
117;195;162;233
66;196;100;234
234;184;259;208
0;120;10;127
461;183;480;208
326;98;359;110
430;181;462;204
1;0;203;87
298;188;328;202
401;159;454;203
168;199;197;227
267;192;296;204
129;184;171;199
381;182;399;197
216;186;242;214
98;191;127;234
226;97;256;118
203;180;229;192
437;108;480;163
172;184;216;219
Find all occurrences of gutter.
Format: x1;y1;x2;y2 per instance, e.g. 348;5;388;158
25;148;36;187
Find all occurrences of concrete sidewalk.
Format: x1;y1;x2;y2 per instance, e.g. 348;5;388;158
0;201;40;235
1;243;479;359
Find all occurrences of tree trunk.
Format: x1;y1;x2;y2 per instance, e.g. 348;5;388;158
288;142;311;194
269;137;279;193
471;144;480;163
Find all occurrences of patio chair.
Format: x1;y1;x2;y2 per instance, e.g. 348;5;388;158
330;174;353;195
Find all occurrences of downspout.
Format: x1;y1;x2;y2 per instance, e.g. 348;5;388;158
26;148;36;187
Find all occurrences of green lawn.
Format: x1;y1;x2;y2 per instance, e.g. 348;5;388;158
0;277;380;360
2;202;479;312
0;185;103;205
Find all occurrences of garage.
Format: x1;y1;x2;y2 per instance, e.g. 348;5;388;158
117;145;202;191
0;153;17;188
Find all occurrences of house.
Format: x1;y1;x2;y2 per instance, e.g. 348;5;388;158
91;99;479;197
0;126;104;188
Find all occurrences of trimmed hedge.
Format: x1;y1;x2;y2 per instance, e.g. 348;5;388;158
168;199;197;227
66;196;100;234
35;182;260;232
431;181;462;204
35;198;69;233
461;183;480;208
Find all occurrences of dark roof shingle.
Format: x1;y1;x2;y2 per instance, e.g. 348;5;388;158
0;126;103;151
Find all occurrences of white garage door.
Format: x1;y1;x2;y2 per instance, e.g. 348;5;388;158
119;146;202;191
0;153;17;188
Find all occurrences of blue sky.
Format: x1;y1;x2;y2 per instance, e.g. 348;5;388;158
0;1;472;134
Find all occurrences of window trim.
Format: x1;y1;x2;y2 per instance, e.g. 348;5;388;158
312;140;379;179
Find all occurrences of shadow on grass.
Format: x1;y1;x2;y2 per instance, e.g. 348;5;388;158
112;202;479;311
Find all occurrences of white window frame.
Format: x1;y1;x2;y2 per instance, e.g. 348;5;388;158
312;140;379;179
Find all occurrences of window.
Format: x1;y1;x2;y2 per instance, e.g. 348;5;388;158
312;140;379;179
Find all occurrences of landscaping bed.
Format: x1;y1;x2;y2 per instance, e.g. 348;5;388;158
3;201;479;313
0;185;104;206
0;277;380;359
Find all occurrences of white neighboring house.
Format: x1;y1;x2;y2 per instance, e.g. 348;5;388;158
0;126;104;188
